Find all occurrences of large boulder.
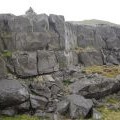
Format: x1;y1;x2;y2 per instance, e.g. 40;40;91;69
8;51;38;78
37;50;59;74
69;75;120;99
0;79;29;109
30;94;48;110
56;94;93;119
67;94;93;119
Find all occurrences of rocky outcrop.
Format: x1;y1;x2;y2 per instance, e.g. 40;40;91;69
1;8;120;70
69;75;120;99
1;8;120;119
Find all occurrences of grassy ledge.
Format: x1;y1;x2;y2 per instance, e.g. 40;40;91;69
83;65;120;78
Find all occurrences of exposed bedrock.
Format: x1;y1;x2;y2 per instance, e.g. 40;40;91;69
1;8;120;119
1;12;120;73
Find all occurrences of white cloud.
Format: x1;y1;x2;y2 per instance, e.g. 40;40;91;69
0;0;120;24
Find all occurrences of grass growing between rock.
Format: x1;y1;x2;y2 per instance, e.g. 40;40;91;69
97;106;120;120
1;50;12;57
83;65;120;78
63;79;72;86
0;115;40;120
74;46;97;54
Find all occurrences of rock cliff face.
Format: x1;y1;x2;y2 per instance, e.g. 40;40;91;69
1;8;120;119
1;8;120;78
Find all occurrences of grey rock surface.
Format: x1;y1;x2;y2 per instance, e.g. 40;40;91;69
30;94;48;110
0;79;29;109
1;9;120;119
78;50;103;66
56;100;69;114
69;76;120;99
0;57;7;79
9;51;38;77
37;50;59;74
67;94;93;119
49;14;65;50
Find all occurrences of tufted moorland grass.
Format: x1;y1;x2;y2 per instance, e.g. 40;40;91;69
83;65;120;78
97;106;120;120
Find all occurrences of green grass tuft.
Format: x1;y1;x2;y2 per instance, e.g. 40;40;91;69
2;50;12;57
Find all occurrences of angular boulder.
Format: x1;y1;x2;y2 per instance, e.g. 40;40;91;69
0;79;29;109
8;51;38;78
30;94;48;110
67;94;93;119
69;76;120;99
56;100;70;114
37;50;59;74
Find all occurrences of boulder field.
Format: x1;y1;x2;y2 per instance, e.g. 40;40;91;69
0;8;120;119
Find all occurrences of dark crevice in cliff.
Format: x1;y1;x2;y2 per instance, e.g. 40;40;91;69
36;51;39;75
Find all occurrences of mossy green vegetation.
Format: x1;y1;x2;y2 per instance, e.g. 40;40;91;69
0;115;39;120
97;106;120;120
96;95;120;120
0;114;51;120
63;79;72;86
2;50;12;57
83;65;120;78
106;97;120;104
1;32;12;39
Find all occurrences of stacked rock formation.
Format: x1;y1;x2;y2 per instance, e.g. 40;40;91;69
0;8;120;119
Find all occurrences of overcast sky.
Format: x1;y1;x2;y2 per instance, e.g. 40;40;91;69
0;0;120;24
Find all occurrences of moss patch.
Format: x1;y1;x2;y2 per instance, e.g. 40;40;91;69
63;79;72;86
2;50;12;57
0;115;40;120
83;65;120;78
0;114;52;120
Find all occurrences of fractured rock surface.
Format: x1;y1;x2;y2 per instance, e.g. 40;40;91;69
0;8;120;119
